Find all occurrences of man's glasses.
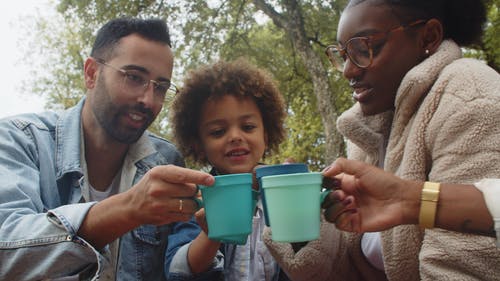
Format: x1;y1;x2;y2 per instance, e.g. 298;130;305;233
325;20;427;72
94;58;178;100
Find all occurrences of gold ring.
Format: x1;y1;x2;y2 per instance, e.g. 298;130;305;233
179;199;183;212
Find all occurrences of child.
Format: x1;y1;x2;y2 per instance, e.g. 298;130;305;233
165;58;288;281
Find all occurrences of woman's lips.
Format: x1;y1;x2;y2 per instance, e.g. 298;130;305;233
352;87;373;103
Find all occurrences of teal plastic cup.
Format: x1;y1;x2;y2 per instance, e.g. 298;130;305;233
255;163;309;226
199;173;253;244
215;190;259;245
261;172;328;242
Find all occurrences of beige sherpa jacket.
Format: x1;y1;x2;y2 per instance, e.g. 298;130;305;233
263;40;500;281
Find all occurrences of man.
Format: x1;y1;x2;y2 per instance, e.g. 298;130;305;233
0;18;213;280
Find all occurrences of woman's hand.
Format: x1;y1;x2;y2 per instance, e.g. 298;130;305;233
321;158;415;232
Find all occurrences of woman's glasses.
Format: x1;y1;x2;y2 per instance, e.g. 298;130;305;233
325;20;427;72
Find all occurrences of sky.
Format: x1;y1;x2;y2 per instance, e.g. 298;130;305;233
0;0;54;118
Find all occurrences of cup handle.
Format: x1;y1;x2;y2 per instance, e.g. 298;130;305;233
320;189;332;203
192;184;204;210
194;197;204;210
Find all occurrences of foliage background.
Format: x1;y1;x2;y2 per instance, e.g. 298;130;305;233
22;0;499;171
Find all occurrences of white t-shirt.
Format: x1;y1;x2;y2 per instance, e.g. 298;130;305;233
474;178;500;247
79;131;154;281
88;172;120;202
361;232;385;270
360;141;387;271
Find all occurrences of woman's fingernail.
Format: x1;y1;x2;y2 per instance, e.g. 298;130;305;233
332;178;341;187
343;198;352;206
322;177;340;189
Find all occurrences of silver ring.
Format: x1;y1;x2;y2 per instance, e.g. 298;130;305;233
179;199;183;212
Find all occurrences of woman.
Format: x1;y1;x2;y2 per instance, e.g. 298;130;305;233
263;0;500;280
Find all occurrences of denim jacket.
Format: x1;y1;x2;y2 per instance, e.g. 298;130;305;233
0;98;184;281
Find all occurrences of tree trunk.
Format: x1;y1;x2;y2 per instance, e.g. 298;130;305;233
252;0;345;163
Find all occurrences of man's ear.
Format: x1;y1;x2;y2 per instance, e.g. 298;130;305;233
84;58;99;89
420;18;443;56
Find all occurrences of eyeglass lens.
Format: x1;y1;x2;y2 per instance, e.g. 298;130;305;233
346;39;371;68
121;70;177;100
326;38;372;72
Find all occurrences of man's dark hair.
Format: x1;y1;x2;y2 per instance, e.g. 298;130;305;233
90;17;171;60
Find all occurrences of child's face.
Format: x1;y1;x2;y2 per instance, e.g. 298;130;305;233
197;95;267;174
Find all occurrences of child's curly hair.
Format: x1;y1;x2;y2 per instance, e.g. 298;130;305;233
170;58;286;165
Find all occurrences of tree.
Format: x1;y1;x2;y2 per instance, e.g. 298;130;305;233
249;0;350;166
23;0;352;169
22;0;499;169
482;0;500;72
171;0;352;167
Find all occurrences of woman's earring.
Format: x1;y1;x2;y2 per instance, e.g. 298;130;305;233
425;49;430;55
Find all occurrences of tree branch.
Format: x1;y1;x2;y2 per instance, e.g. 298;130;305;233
251;0;286;29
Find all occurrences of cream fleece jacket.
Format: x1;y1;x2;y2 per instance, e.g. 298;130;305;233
264;40;500;281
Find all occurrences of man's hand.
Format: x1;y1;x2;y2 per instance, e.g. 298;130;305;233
78;165;214;249
124;165;214;226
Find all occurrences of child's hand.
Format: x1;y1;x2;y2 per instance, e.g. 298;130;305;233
252;164;267;191
193;186;209;233
195;208;209;234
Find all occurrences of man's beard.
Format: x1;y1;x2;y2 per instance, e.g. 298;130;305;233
91;77;155;144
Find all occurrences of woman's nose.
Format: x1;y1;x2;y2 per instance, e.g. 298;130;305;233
343;58;364;81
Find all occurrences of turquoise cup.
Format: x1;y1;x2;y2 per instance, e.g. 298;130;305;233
261;172;328;242
215;190;259;245
199;173;253;244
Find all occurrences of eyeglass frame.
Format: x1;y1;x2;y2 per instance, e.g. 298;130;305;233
93;57;178;99
325;19;427;72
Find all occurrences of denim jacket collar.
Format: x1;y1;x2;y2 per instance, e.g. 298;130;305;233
55;98;86;180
